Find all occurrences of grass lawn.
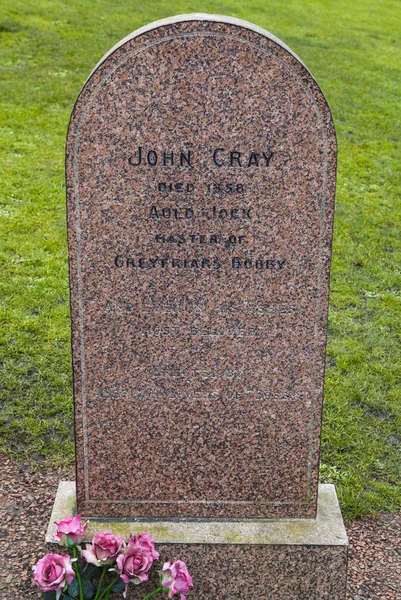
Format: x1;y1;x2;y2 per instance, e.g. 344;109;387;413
0;0;400;520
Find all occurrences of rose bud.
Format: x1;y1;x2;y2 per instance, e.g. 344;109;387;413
161;560;194;599
116;545;154;584
54;515;88;546
33;553;75;594
82;531;125;566
128;531;159;560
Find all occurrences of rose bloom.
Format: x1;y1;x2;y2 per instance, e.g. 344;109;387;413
54;515;88;546
116;545;154;584
161;560;194;600
33;553;75;593
128;531;159;561
82;531;125;566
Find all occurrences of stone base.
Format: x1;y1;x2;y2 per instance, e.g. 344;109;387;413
46;484;348;599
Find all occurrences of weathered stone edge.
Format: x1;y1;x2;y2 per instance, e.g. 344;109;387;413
46;484;348;547
87;13;310;81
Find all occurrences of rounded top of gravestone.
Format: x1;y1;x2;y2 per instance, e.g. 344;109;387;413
88;14;311;80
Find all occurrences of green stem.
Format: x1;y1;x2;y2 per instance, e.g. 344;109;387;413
98;577;119;600
141;586;163;600
72;546;84;600
94;566;108;600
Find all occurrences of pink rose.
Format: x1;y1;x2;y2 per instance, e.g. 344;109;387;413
54;514;88;546
82;531;125;566
116;545;154;584
161;560;193;600
128;531;159;560
33;553;75;593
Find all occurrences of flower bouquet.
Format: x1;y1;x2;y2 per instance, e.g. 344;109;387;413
33;515;193;600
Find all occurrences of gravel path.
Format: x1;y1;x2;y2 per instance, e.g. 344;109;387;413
347;514;400;598
0;457;399;599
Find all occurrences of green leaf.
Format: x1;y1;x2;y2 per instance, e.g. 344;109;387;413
67;579;79;598
42;593;57;600
82;579;95;600
111;577;125;593
82;564;102;580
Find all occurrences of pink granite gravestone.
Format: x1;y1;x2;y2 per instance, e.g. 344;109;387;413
57;14;347;598
67;14;336;521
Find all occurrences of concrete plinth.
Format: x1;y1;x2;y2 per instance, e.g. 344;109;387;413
46;483;348;599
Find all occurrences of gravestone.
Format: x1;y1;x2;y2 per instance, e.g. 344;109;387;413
48;14;348;599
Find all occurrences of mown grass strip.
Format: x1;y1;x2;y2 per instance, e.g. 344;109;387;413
0;0;400;519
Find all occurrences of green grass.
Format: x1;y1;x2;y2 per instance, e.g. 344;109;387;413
0;0;400;520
